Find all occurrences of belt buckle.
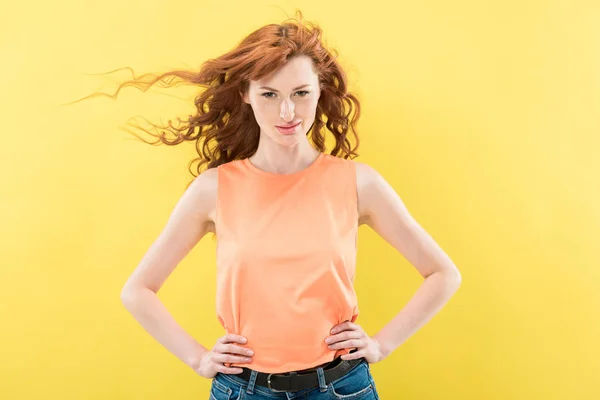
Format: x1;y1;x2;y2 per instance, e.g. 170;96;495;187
266;373;288;393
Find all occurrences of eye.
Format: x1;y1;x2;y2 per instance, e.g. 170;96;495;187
260;91;310;99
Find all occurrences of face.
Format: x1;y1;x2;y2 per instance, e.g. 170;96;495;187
241;55;321;147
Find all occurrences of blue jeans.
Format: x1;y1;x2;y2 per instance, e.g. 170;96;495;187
209;357;379;399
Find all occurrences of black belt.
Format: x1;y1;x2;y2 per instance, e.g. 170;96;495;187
236;353;364;393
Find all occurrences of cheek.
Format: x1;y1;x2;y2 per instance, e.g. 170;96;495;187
293;98;318;117
249;102;271;122
299;100;318;119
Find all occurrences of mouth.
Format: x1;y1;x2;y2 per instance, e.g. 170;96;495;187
276;121;301;135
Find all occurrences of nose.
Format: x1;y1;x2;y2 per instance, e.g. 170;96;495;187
279;98;295;121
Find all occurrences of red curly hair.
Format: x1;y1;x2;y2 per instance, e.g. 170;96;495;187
71;10;361;188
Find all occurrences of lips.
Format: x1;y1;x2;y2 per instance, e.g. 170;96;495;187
275;121;301;135
276;122;301;128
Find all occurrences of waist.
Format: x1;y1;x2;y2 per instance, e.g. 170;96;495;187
227;346;356;374
294;356;342;373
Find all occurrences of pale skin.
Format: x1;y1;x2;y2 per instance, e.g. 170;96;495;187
121;55;462;379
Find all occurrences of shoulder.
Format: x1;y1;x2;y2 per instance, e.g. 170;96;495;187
349;160;389;225
350;159;383;190
189;159;242;192
322;155;384;195
189;166;219;193
318;155;382;185
183;167;219;215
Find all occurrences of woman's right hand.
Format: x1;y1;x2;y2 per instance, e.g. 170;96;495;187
195;334;254;379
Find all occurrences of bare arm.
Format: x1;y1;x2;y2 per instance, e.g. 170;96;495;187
120;167;218;372
355;161;462;358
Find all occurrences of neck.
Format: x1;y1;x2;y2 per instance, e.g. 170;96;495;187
249;135;321;175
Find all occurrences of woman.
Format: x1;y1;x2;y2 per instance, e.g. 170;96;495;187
109;10;462;400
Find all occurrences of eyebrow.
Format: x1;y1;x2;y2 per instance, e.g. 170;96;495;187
259;84;311;92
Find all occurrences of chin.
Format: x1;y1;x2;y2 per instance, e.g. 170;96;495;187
269;132;301;146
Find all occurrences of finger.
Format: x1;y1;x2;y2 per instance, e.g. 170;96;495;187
331;321;356;334
220;334;248;344
327;330;362;344
219;343;254;356
345;322;360;331
214;353;253;364
327;339;364;350
340;350;362;360
218;365;245;374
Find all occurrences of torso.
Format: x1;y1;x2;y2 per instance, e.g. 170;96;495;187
213;152;362;371
204;158;370;235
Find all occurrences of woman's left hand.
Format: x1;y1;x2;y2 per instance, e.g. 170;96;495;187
324;321;388;364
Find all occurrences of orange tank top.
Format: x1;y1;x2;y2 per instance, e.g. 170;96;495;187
214;152;360;373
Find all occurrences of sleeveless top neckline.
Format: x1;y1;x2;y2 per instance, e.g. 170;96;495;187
241;152;325;179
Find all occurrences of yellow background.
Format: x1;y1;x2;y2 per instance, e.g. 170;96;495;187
1;1;598;399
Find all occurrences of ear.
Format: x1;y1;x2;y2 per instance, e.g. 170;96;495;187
240;91;250;105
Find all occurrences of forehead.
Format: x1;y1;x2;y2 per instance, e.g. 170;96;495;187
253;56;318;88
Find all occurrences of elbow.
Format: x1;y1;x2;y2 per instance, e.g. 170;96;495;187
430;270;462;289
120;280;158;307
449;271;462;289
120;285;135;307
120;282;145;307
